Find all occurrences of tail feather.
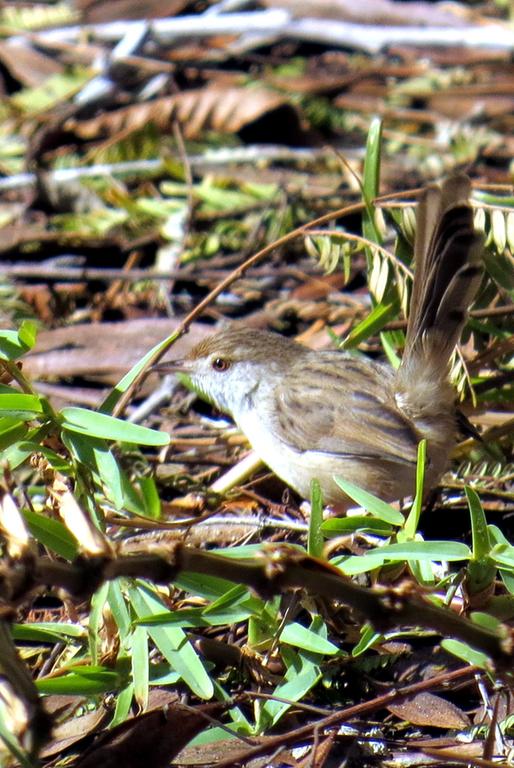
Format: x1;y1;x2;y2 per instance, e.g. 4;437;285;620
403;173;483;370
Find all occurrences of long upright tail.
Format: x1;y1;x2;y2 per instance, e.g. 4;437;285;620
396;174;483;417
404;173;483;366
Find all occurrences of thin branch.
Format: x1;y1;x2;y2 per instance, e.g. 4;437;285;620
3;545;510;667
17;13;514;55
286;18;514;54
224;666;480;768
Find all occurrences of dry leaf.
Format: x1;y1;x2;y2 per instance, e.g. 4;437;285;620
75;0;189;23
73;702;225;768
65;86;300;141
24;318;211;382
387;692;470;729
0;42;62;87
41;707;108;758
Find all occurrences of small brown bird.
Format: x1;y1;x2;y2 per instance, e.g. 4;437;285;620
159;175;483;509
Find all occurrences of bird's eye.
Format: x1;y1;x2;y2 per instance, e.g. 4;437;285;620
212;357;230;372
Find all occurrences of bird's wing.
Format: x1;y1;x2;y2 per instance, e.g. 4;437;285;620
269;353;420;466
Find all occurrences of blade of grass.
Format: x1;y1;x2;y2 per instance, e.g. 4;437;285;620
308;479;324;558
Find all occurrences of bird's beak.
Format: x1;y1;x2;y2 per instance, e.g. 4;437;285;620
151;359;191;375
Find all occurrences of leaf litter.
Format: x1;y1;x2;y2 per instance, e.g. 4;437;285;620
0;1;513;766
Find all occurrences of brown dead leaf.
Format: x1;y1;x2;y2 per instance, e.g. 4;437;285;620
175;736;268;767
41;707;108;758
422;742;496;760
75;0;189;23
291;273;346;301
0;42;63;87
428;92;514;120
387;692;470;729
42;694;87;718
73;702;226;768
23;318;211;382
65;87;301;142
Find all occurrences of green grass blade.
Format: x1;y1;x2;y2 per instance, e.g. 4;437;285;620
333;477;404;524
308;478;324;558
61;406;169;446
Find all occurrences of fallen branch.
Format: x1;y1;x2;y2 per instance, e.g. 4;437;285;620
14;11;514;55
1;543;511;669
